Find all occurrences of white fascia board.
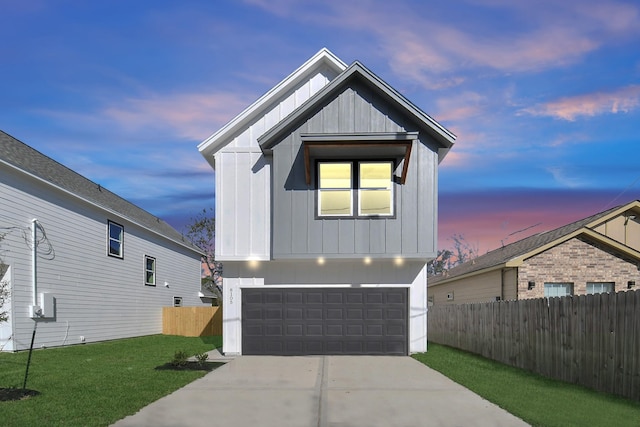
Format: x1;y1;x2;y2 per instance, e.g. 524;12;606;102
198;48;347;166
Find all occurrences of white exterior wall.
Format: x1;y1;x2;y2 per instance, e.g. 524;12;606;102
221;260;428;355
0;167;203;351
214;69;336;261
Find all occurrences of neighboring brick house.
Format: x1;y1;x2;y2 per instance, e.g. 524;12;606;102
429;200;640;305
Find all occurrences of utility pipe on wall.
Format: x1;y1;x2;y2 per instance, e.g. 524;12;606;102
31;219;38;309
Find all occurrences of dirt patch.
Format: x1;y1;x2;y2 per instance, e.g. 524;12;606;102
0;388;40;402
154;361;225;372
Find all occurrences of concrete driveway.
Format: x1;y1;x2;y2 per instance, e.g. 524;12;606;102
112;355;529;427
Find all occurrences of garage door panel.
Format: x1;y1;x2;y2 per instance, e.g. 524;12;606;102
265;324;283;336
326;308;344;320
306;308;323;320
326;292;344;304
366;308;383;320
242;288;407;355
346;324;363;336
306;324;323;336
286;308;303;319
386;308;404;320
265;308;283;320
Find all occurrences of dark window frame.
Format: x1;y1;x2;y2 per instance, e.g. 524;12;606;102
315;159;396;219
107;220;124;259
144;255;156;286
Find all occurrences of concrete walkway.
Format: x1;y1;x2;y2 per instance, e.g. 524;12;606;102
112;355;529;427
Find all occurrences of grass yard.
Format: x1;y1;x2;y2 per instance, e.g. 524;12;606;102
414;343;640;427
0;334;222;427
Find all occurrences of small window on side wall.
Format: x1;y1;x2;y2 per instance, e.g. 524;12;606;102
107;221;124;258
144;255;156;286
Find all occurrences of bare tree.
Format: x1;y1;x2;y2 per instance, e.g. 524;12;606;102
428;234;478;277
450;233;479;265
183;208;223;305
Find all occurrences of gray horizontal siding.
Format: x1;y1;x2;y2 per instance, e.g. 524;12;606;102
1;167;204;351
271;82;439;259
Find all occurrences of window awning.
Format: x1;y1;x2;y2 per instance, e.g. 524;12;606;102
302;133;416;185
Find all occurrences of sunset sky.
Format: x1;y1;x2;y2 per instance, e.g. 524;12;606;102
2;0;639;255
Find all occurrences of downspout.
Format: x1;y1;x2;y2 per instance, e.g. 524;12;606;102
32;219;37;307
30;218;41;318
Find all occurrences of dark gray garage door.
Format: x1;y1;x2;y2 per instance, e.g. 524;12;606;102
242;288;408;355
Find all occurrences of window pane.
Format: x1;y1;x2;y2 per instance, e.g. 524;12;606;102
109;241;121;256
360;162;392;189
360;190;392;215
109;224;122;240
320;190;352;216
359;162;392;216
586;282;613;294
319;163;351;189
544;283;572;298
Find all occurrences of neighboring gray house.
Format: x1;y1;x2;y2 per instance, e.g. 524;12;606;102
198;49;455;355
0;131;205;351
429;200;640;305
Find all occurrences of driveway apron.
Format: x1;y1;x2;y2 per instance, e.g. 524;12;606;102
111;356;529;427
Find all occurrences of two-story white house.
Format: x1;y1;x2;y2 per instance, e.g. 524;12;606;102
198;49;455;355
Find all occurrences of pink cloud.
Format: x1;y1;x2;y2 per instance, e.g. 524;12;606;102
522;85;640;121
243;0;635;89
438;189;622;254
102;91;255;140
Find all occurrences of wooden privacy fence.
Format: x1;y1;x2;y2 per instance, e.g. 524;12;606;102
428;290;640;402
162;306;222;337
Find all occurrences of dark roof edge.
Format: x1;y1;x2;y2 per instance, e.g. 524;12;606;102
258;61;456;153
0;132;203;255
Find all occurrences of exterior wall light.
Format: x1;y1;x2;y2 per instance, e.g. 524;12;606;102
528;281;536;290
628;281;635;289
363;257;372;265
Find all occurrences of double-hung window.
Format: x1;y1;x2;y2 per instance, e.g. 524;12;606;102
318;160;393;217
586;282;614;295
144;255;156;286
108;220;124;258
544;282;573;298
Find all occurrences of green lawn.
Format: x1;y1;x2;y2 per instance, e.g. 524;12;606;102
413;343;640;427
0;335;222;427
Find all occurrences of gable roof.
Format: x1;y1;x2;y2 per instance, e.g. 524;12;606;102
0;130;202;254
430;200;640;286
198;48;347;166
258;61;456;162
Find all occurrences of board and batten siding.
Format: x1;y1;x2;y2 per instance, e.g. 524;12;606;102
214;67;339;261
270;83;439;259
0;166;202;351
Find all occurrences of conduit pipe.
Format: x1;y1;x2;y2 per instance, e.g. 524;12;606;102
31;219;38;310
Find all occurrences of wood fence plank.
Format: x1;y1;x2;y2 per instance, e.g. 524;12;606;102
427;290;640;402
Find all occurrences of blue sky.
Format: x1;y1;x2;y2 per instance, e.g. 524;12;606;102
2;0;639;254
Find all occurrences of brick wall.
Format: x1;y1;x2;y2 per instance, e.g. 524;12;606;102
518;236;640;299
